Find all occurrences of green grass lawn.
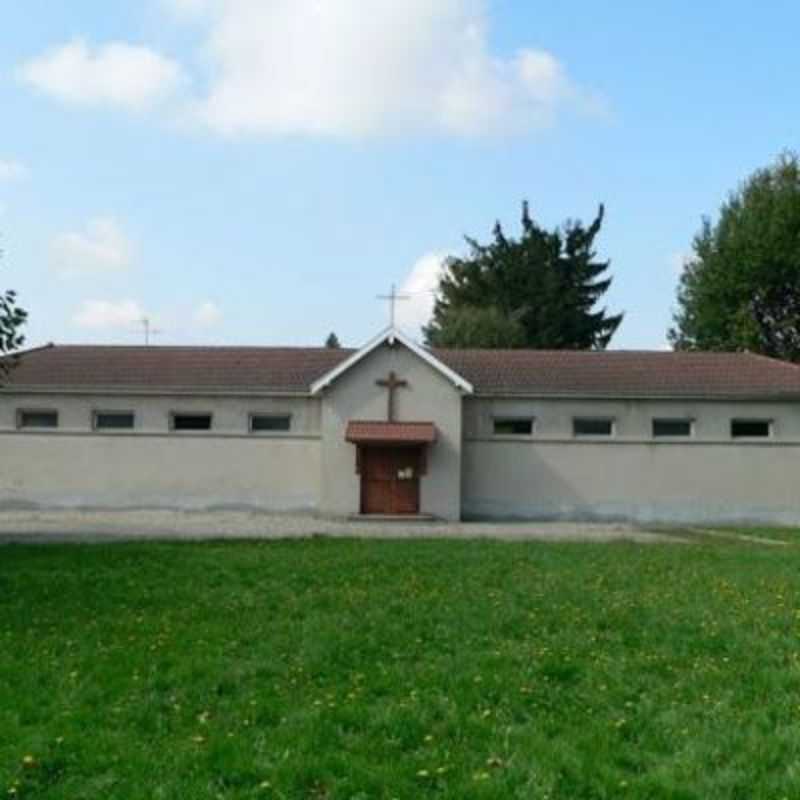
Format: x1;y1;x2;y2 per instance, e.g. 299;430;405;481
2;536;800;799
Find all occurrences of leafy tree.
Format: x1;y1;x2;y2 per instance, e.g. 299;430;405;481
325;332;341;348
427;306;525;348
424;201;622;349
670;152;800;360
0;249;27;380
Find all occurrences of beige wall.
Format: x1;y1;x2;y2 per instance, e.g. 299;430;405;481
0;392;321;510
319;341;464;519
463;397;800;524
4;383;800;524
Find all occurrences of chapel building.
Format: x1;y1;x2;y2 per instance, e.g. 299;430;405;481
2;326;800;524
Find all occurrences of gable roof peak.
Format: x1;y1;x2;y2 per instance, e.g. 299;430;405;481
309;326;474;395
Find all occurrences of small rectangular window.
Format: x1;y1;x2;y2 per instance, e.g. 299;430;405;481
94;411;135;430
18;410;58;429
171;413;212;431
573;418;614;437
731;419;771;438
493;417;534;436
652;419;693;438
250;414;291;432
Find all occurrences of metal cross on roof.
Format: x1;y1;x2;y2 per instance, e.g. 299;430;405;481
376;283;410;328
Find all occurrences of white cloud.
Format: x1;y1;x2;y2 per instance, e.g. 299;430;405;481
72;298;224;338
192;300;222;327
18;39;184;111
51;218;133;275
395;251;449;335
180;0;601;137
72;299;145;330
0;160;28;181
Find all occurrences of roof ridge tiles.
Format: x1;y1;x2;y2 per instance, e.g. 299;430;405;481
740;349;800;369
44;343;356;352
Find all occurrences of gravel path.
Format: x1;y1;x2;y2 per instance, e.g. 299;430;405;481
0;509;682;544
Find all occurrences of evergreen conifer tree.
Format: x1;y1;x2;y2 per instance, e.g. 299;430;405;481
424;202;622;349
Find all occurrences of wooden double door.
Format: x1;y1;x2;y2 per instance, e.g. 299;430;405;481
360;446;422;515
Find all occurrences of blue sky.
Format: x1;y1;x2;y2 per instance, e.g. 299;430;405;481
1;0;798;349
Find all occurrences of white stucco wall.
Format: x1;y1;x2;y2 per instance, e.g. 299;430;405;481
462;397;800;524
0;392;322;511
319;341;464;519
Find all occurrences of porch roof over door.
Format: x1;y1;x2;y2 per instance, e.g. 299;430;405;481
345;420;437;445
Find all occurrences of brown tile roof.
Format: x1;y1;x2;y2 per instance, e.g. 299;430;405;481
346;420;437;444
4;343;800;399
0;345;353;393
432;348;800;398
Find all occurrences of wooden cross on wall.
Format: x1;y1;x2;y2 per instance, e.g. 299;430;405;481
376;370;408;422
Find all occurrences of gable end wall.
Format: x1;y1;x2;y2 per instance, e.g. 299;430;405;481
319;341;463;519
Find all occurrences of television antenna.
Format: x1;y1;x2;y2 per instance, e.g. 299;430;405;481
138;316;163;346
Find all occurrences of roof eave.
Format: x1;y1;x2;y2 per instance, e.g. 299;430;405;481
0;385;314;398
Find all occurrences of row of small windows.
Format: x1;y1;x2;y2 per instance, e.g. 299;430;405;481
11;408;776;440
16;410;292;433
493;416;773;439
